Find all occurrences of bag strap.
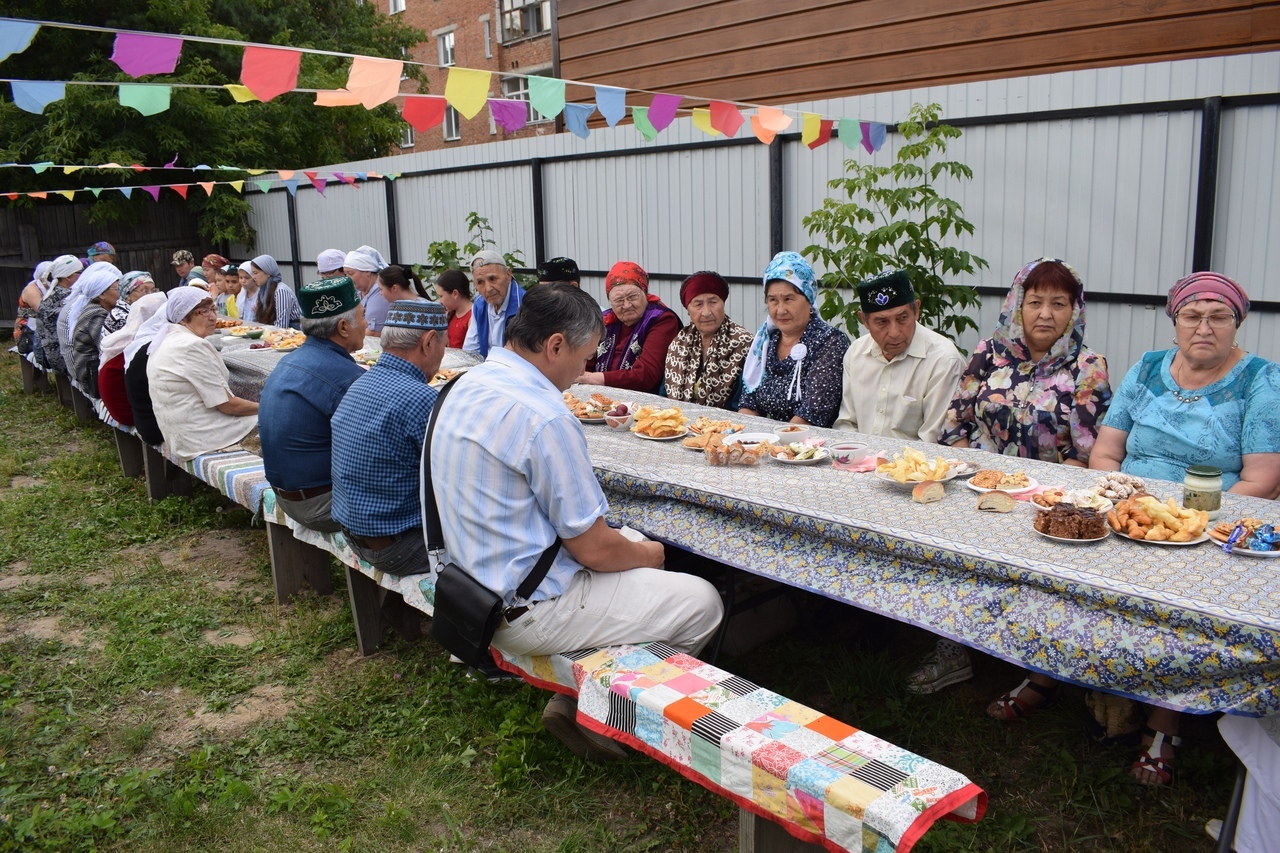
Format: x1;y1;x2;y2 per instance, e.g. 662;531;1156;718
422;373;561;600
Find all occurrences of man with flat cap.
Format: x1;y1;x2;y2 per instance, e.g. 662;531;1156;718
463;249;524;358
537;256;580;288
835;269;964;443
259;277;368;532
343;245;391;333
331;299;447;576
171;250;196;290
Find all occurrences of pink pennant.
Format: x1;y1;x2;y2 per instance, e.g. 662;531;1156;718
647;93;681;132
164;154;179;168
198;182;215;196
750;115;777;144
240;45;301;102
488;99;528;133
276;169;295;181
345;56;403;109
172;185;188;199
401;96;445;131
28;192;47;199
110;33;183;78
142;186;160;201
709;101;744;137
130;164;147;172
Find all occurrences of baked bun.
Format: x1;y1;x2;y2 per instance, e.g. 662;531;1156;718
976;491;1016;512
912;481;945;504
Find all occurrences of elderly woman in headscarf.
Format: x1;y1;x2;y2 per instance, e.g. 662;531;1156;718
98;291;167;426
65;262;123;397
575;261;681;393
146;286;259;459
101;271;158;335
343;245;391;332
249;255;302;330
664;271;755;410
34;255;83;373
940;258;1111;464
123;303;171;446
738;252;849;427
14;260;53;354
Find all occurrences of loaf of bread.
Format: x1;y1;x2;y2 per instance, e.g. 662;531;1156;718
976;491;1016;512
912;480;946;504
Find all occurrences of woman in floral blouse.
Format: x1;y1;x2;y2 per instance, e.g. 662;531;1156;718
939;257;1111;464
664;271;754;410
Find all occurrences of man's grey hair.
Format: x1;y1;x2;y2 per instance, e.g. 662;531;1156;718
300;305;360;339
380;323;436;351
505;283;606;353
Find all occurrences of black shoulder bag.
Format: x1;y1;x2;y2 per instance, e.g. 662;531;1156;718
422;377;561;668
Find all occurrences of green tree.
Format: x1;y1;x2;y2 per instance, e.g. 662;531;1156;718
802;102;987;344
0;0;425;249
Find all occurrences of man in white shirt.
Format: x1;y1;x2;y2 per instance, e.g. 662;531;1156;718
834;270;964;443
461;249;525;358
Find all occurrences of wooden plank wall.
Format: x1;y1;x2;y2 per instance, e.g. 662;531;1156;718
557;0;1280;106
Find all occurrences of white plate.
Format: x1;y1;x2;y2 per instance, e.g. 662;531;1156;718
1225;545;1280;558
633;427;689;441
1114;530;1210;547
270;345;299;353
873;468;965;487
769;449;832;466
1032;526;1110;544
965;475;1039;495
723;432;778;447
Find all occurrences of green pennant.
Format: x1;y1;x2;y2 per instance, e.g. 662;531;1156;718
253;180;271;193
632;106;658;141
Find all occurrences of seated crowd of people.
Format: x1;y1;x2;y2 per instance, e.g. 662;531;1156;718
12;240;1279;785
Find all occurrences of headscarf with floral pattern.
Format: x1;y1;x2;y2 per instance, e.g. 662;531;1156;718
991;257;1088;376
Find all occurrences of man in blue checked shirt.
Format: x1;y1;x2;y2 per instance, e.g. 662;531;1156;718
331;299;446;577
430;284;724;762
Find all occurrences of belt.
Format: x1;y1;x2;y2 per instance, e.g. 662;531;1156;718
505;605;530;623
344;529;408;551
274;484;332;502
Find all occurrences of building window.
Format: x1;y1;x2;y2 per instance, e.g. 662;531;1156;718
444;105;460;141
400;125;415;148
483;19;492;58
389;0;405;13
501;75;549;125
437;31;455;66
502;0;550;43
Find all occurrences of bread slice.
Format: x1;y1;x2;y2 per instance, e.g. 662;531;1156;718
912;480;946;504
976;491;1016;513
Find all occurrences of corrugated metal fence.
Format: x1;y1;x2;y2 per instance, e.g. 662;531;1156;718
231;51;1280;381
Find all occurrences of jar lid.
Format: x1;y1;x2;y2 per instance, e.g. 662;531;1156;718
1186;465;1222;477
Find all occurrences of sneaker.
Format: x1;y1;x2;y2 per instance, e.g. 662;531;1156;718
1204;818;1222;842
465;657;519;683
541;694;629;763
906;642;973;694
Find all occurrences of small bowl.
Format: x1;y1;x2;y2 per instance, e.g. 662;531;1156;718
774;424;811;444
604;413;634;430
243;328;264;339
830;442;871;465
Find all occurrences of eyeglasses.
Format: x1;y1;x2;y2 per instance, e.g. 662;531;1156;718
1175;311;1235;329
193;305;218;317
609;294;644;308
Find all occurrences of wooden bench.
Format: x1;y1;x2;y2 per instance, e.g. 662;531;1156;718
14;350;53;395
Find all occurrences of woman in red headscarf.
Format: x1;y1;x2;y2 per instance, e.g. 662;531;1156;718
576;261;681;393
663;271;754;410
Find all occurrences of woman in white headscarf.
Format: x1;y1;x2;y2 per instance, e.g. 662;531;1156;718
99;291;166;426
14;260;53;355
66;263;123;396
249;254;301;329
122;302;172;446
237;261;259;322
34;255;84;373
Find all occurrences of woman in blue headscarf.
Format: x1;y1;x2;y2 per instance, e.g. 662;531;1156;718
738;252;849;427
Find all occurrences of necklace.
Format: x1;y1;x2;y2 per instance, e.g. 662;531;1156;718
1171;387;1202;404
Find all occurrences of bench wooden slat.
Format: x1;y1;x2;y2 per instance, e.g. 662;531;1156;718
266;521;333;603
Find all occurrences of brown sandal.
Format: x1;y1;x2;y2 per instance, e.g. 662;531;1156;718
1129;725;1180;786
986;678;1056;720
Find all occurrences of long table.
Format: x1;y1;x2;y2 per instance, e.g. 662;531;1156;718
574;386;1280;718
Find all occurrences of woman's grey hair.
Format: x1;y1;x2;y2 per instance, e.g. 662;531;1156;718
300;306;360;339
506;283;605;353
380;323;435;351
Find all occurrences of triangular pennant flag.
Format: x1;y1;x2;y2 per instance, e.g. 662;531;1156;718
332;172;344;182
172;185;188;199
90;188;102;198
57;190;75;201
224;84;259;103
194;164;212;170
30;162;53;173
198;181;215;195
750;115;776;144
647;93;681;133
283;178;299;196
527;75;565;119
101;162;123;169
401;95;446;131
229;180;244;193
837;117;860;151
240;45;301;102
244;168;267;175
595;85;625;127
3;193;18;200
119;84;171;116
563;102;594;139
11;81;65;115
142;186;160;201
315;89;362;107
757;106;792;132
63;166;81;174
489;98;528;133
118;187;132;198
164;154;178;168
0;21;40;62
254;180;271;193
691;108;720;138
444;67;491;120
385;173;399;180
28;192;47;199
110;33;182;78
807;119;833;149
277;169;295;180
631;106;658;142
355;172;367;181
800;113;822;146
338;174;357;185
861;121;887;154
346;55;403;109
709;101;745;137
130;164;147;172
367;171;382;179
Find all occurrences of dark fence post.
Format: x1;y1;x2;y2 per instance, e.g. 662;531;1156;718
1192;96;1222;273
531;158;546;267
285;191;303;286
384;178;400;265
769;139;784;257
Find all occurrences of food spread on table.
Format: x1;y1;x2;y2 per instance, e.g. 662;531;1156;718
968;469;1030;490
687;416;743;436
1096;472;1147;500
265;329;305;350
1034;503;1108;540
352;348;381;367
430;367;460;387
229;324;263;336
682;431;728;450
215;318;242;329
876;448;950;484
1107;495;1208;543
1210;518;1280;553
704;441;768;465
1032;487;1113;513
563;392;612;420
766;442;827;461
912;481;945;503
976;491;1016;512
630;405;689;438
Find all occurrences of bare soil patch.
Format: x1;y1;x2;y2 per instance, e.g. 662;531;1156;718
0;571;51;591
204;627;256;647
8;475;41;489
4;615;89;646
123;531;263;582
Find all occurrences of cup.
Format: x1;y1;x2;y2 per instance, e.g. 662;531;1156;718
830;442;870;465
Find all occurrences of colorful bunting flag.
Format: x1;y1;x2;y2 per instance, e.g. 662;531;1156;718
4;193;18;200
751;106;792;144
28;191;47;199
315;90;361;107
346;56;402;109
800;113;822;146
563;102;594;139
63;165;81;174
90;188;101;198
240;45;301;102
118;187;132;199
837;117;860;152
30;162;52;173
142;186;160;201
224;84;259;103
57;189;75;201
489;98;528;133
253;180;271;193
691;108;720;138
164;154;179;168
596;85;626;127
229;180;244;193
198;181;215;196
172;185;188;198
528;75;565;119
245;168;267;175
283;178;299;196
861;121;887;154
444;67;491;120
304;171;326;193
401;96;446;131
10;81;65;115
110;33;183;78
807;118;833;149
119;84;171;116
709;101;744;137
277;169;295;180
647;93;681;133
0;20;39;63
631;106;658;142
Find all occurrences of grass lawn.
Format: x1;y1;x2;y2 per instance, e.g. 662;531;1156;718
0;356;1240;852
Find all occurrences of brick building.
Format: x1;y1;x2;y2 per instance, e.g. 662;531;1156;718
385;0;556;152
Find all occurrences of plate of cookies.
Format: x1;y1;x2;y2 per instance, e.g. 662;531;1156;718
1032;503;1110;543
1031;487;1114;515
1106;495;1210;545
965;469;1038;495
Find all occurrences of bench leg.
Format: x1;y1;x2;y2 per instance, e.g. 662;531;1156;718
19;358;37;394
34;368;51;394
53;372;74;408
71;389;95;422
738;808;825;853
114;430;145;478
344;566;423;656
267;521;334;603
142;443;193;501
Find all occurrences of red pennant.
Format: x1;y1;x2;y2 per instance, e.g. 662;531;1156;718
3;192;17;200
303;171;326;194
807;119;834;150
240;45;301;102
172;185;188;199
709;101;744;137
130;164;147;172
401;96;446;132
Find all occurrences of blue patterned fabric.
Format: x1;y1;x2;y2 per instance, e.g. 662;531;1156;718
330;353;438;536
738;315;849;427
1103;349;1280;489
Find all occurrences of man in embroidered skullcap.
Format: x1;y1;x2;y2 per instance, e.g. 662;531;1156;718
537;256;580;287
317;249;347;279
343;245;391;332
463;249;524;358
259;277;368;532
171;250;196;288
331;299;448;576
834;269;964;442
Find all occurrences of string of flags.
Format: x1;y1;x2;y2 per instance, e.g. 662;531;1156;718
0;170;402;202
0;16;891;203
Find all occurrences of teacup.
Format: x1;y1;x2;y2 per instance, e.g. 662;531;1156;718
773;424;812;444
830;442;870;465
